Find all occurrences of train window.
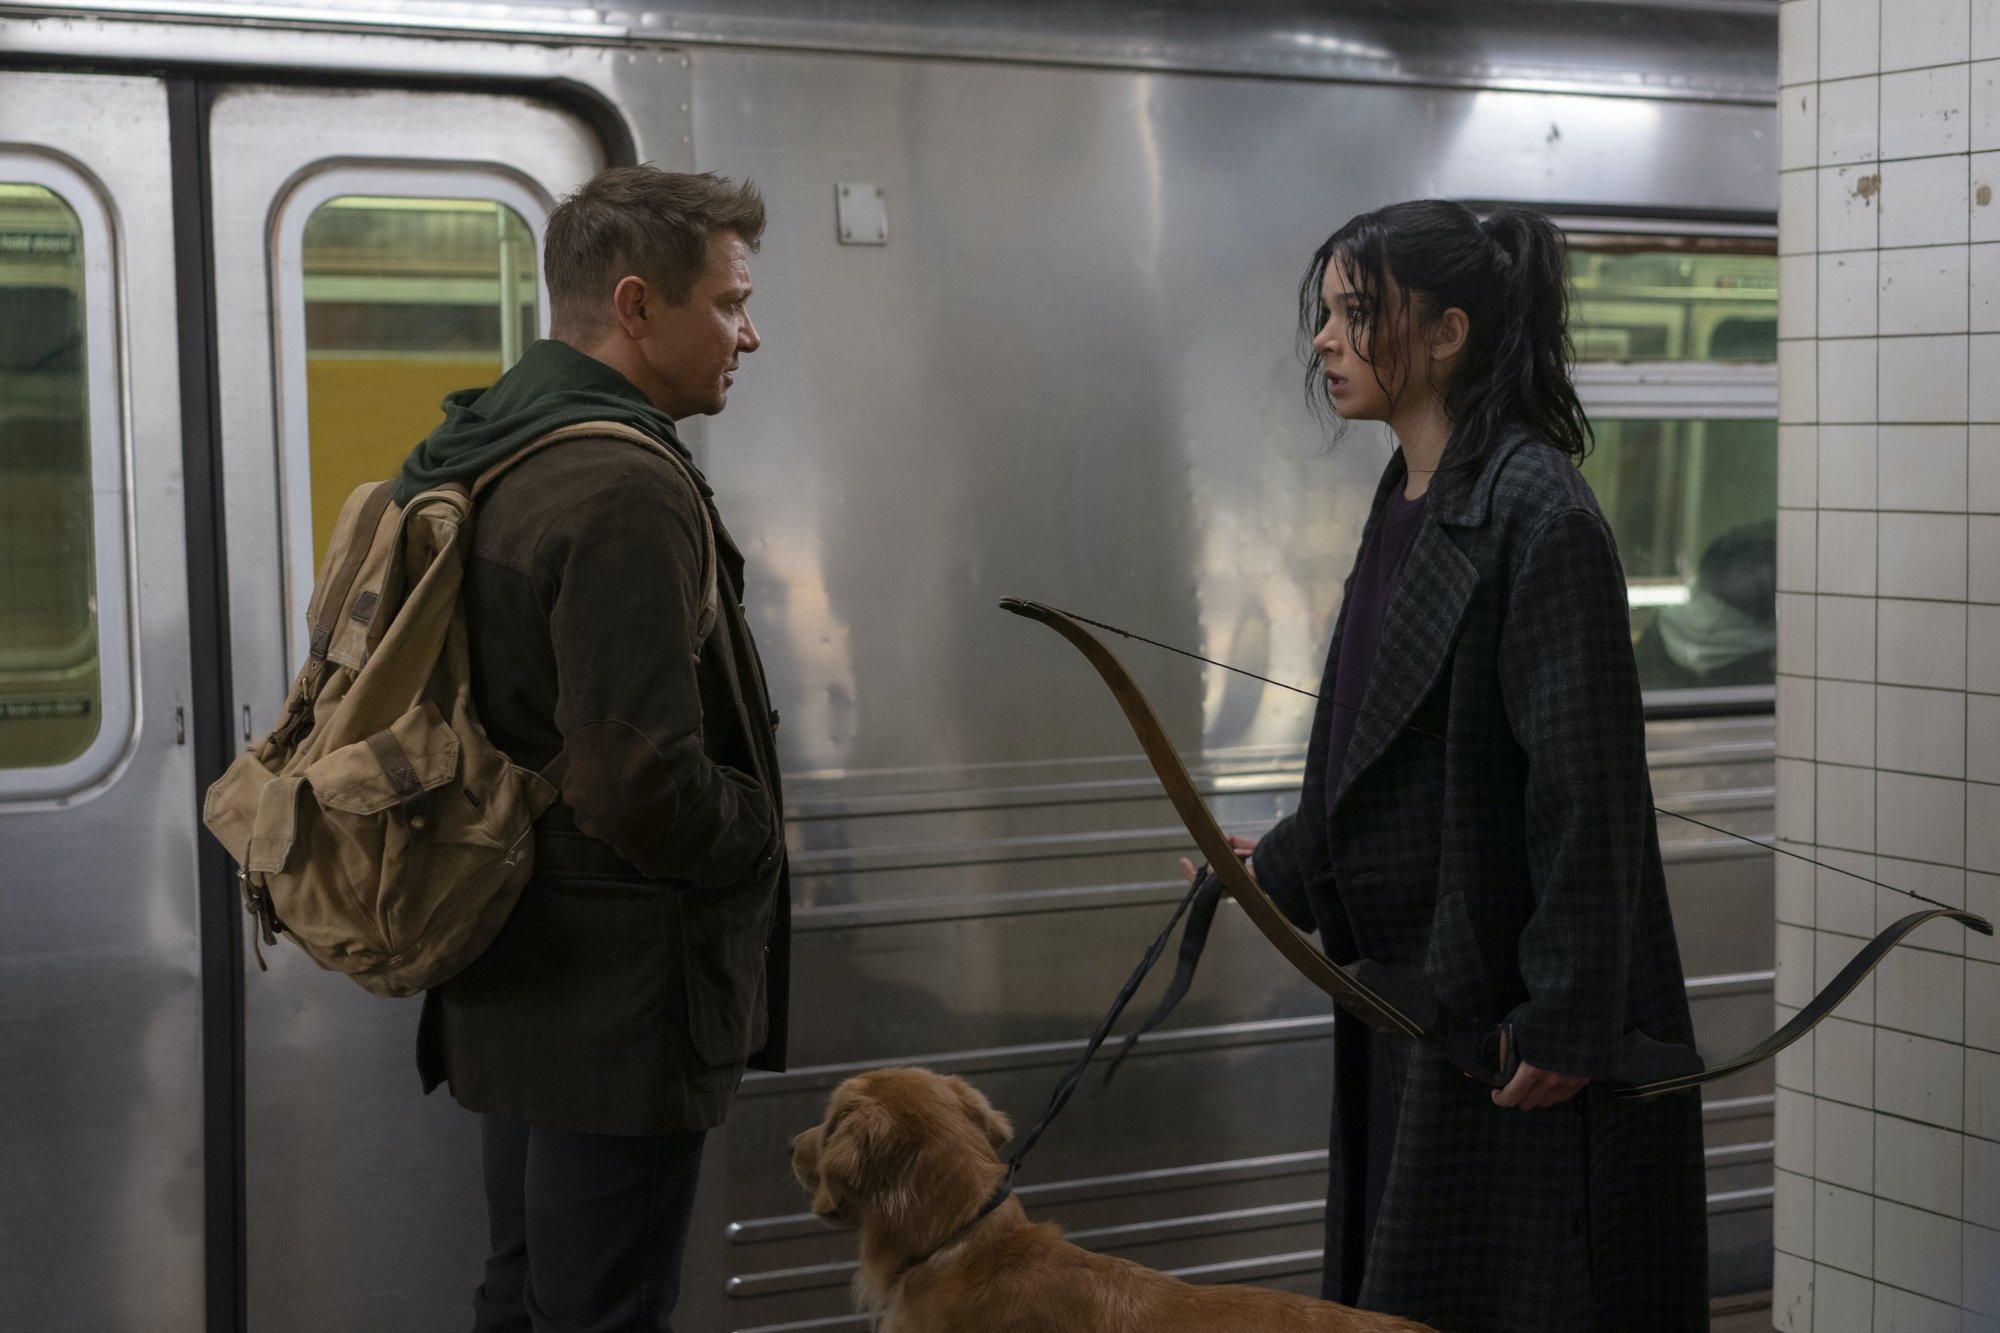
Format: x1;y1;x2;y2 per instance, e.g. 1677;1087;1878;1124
297;194;539;569
0;167;132;794
1568;237;1779;705
1569;242;1778;363
1582;419;1777;692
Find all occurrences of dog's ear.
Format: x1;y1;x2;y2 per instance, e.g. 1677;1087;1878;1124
813;1095;905;1221
946;1075;1014;1152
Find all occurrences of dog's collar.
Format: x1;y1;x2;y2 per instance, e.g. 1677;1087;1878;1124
891;1168;1015;1280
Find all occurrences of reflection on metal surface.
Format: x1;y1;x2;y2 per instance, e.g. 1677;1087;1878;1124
0;0;1780;102
0;10;1783;1328
686;44;1777;1326
208;84;607;1333
0;71;203;1333
702;51;1772;778
720;713;1773;1327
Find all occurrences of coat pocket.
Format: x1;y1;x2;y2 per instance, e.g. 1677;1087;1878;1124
679;866;778;1067
1424;888;1503;1016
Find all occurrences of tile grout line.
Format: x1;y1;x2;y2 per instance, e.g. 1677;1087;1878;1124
1968;8;1979;1294
1867;2;1882;1301
1806;7;1826;1310
1810;11;1826;1313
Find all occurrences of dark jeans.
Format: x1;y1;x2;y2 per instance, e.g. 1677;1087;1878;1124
473;1114;707;1333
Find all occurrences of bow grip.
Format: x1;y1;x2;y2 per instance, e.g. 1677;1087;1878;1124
1482;1023;1521;1090
1348;958;1517;1088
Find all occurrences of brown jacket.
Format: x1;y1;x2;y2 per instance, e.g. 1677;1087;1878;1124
417;432;789;1136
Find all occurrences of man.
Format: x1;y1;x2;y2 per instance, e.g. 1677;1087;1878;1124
403;166;787;1333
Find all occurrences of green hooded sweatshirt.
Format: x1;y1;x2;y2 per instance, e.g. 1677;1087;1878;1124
393;338;693;506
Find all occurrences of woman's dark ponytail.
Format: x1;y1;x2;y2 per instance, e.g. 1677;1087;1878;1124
1471;207;1591;464
1299;200;1593;469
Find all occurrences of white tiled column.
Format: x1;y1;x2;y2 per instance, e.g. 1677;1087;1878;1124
1776;1;2000;1328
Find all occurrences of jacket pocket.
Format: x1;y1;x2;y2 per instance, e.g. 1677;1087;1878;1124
679;863;778;1067
1423;888;1483;1005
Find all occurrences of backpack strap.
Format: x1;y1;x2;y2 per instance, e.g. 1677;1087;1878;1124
467;421;720;644
464;421;721;799
308;480;396;664
271;479;398;749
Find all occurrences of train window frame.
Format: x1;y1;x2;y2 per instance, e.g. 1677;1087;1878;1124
270;163;554;668
0;151;137;802
1564;222;1779;718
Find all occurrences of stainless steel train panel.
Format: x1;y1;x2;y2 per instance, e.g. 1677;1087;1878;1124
702;728;1776;1327
0;8;1783;1329
0;71;204;1333
204;85;611;1332
0;0;1780;106
690;46;1776;777
679;45;1778;1329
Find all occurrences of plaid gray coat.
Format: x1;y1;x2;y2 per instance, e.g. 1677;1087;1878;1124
1255;432;1708;1333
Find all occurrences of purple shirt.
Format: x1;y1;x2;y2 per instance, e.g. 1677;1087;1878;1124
1325;484;1429;810
1321;479;1429;1269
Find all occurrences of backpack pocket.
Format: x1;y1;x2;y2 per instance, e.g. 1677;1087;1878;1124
279;702;468;973
202;745;284;867
307;702;460;816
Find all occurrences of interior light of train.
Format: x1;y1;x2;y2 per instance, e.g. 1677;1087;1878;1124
1627;583;1695;608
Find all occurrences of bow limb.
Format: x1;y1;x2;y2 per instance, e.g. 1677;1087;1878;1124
999;598;1432;1044
1612;906;1991;1098
1000;599;1996;1099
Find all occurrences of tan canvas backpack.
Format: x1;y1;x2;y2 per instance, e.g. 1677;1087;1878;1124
202;421;717;997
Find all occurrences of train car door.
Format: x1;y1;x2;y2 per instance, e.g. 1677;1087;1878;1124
205;85;602;1331
0;71;205;1331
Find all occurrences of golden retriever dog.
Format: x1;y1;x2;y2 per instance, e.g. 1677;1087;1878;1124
792;1066;1435;1333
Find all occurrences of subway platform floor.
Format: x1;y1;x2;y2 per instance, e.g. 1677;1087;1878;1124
1710;1292;1773;1331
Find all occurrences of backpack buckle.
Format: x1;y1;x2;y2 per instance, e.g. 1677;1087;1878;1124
238;867;285;971
364;728;434;836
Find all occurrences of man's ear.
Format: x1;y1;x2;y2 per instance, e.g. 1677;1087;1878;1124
610;274;652;338
812;1097;904;1220
947;1076;1014;1152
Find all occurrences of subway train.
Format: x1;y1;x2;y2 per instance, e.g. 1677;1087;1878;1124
0;2;1782;1329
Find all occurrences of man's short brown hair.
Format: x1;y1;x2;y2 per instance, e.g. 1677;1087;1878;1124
544;166;765;339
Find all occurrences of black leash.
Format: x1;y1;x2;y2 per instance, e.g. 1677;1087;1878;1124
915;872;1211;1272
1002;868;1215;1176
1103;869;1228;1086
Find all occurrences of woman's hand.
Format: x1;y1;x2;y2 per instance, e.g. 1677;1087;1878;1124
1178;835;1258;884
1491;1060;1588;1110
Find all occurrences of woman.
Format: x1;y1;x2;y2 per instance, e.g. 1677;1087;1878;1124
1227;201;1708;1331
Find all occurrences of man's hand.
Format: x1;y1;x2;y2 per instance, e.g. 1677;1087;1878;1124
1178;835;1258;884
1492;1059;1588;1110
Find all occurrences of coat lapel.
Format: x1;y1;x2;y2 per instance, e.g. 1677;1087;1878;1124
1332;502;1478;810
